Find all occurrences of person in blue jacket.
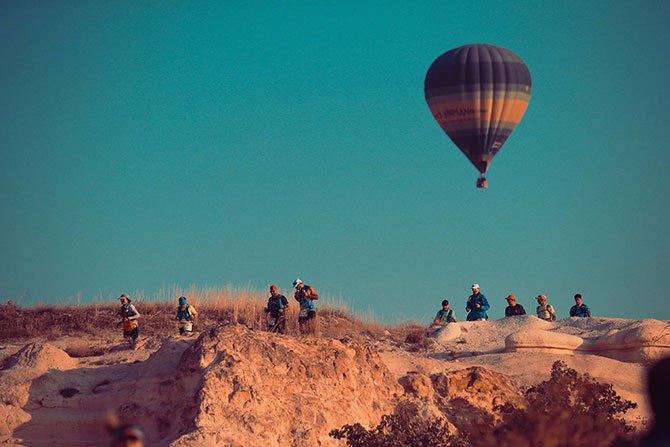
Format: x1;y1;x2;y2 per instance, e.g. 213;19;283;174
466;283;490;321
569;293;591;317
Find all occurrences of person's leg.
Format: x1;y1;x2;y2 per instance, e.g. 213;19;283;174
307;311;316;335
130;327;139;347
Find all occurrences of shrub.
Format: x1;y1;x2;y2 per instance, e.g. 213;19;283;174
477;360;639;447
330;405;466;447
331;361;640;447
404;327;432;351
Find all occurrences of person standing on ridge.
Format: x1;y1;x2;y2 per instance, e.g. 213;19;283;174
265;285;289;333
504;295;526;316
176;296;198;335
293;278;318;334
466;284;489;321
535;295;556;321
117;294;140;345
570;293;591;317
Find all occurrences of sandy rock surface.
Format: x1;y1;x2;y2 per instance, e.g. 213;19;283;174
0;316;666;446
170;326;402;446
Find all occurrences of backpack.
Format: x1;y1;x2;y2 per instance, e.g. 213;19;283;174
547;304;556;321
446;309;456;322
177;305;196;321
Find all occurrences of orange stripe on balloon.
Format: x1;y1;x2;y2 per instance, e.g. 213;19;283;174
429;98;529;127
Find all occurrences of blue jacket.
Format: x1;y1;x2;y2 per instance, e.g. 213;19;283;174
294;286;316;311
466;293;490;321
570;304;591;317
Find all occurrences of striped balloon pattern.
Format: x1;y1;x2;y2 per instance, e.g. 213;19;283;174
424;44;532;176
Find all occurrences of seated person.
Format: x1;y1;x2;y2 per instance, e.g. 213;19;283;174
431;299;457;330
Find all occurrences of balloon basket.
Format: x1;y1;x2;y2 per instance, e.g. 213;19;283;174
476;177;489;189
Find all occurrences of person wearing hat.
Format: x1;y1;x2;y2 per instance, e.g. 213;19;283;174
117;294;140;344
466;284;490;321
569;293;591;317
176;296;198;335
504;295;526;317
293;278;319;335
535;295;556;321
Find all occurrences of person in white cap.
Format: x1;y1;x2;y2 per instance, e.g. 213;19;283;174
293;278;319;334
466;284;489;321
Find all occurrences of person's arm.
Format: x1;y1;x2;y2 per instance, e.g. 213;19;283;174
548;305;556;321
584;305;591;317
479;296;490;311
189;306;198;319
127;304;140;320
519;305;526;316
569;306;576;317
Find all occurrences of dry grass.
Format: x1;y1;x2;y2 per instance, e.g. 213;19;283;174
0;287;402;342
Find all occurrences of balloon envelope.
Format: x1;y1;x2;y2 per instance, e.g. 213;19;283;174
424;44;532;175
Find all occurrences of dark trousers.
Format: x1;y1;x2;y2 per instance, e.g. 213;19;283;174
268;315;286;334
298;310;316;334
123;327;139;341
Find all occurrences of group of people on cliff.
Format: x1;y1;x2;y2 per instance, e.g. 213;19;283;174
115;278;318;344
265;279;319;335
431;284;592;328
117;281;592;345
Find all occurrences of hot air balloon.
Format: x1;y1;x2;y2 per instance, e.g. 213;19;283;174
424;44;532;188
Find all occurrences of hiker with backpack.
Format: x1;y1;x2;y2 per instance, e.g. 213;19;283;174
176;296;198;335
429;299;457;334
569;293;591;317
433;300;457;326
504;295;526;316
265;285;289;333
535;295;557;321
117;294;140;345
293;278;318;335
466;283;490;321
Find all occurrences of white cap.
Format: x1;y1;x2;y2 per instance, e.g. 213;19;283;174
471;284;480;289
292;278;303;288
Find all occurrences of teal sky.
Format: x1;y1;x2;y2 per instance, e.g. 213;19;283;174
2;1;669;321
